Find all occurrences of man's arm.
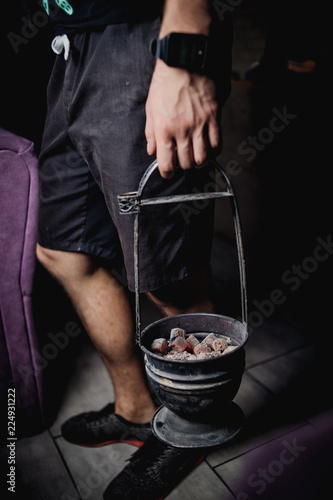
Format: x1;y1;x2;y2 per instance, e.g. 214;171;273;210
145;0;221;179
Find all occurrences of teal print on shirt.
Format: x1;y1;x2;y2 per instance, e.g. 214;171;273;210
42;0;74;15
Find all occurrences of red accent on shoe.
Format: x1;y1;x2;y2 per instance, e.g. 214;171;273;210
70;439;145;448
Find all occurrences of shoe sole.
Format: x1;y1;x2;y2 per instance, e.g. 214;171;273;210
65;439;145;448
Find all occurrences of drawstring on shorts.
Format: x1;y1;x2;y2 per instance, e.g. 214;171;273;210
51;34;70;60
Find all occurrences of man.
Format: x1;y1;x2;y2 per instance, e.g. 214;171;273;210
34;0;232;497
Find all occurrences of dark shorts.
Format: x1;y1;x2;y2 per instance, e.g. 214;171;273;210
38;17;232;292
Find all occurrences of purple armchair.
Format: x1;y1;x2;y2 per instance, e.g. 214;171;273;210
0;127;44;437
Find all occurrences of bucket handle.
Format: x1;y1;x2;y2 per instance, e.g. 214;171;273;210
118;159;247;345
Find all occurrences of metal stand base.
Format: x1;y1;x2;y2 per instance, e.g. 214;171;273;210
152;402;245;449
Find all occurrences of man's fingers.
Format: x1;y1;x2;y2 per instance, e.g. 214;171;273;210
155;128;212;177
207;118;221;152
153;122;219;177
176;139;194;171
145;118;156;156
156;137;177;179
192;129;209;168
145;67;221;177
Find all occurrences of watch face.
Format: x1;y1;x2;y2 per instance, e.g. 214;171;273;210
167;33;208;71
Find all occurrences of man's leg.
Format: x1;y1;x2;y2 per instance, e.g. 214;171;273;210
102;267;218;500
36;244;157;424
147;265;217;317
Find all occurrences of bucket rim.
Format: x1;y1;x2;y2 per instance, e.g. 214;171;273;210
140;312;248;363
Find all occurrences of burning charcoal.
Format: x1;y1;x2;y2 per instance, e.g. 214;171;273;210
201;332;218;348
193;343;212;356
165;351;194;360
186;334;200;353
169;328;186;342
186;354;198;360
212;351;224;357
165;352;182;360
222;345;238;355
169;336;187;352
196;351;214;360
212;338;229;352
151;338;169;355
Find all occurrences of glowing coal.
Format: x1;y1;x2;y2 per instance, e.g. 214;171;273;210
151;328;238;360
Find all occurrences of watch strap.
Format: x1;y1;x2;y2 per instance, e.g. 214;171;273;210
150;37;168;61
150;33;209;72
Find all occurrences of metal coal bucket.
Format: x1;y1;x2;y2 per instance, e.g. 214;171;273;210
118;160;248;448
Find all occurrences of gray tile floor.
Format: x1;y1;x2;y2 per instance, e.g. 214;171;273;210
2;292;332;499
2;238;332;499
1;3;332;499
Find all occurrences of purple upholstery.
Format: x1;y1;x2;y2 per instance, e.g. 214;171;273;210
0;127;45;436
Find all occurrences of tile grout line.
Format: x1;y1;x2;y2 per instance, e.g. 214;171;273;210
209;420;309;470
274;309;312;334
203;458;237;499
244;370;277;396
48;429;83;500
244;342;313;371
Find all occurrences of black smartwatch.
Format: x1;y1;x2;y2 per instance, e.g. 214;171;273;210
150;33;209;72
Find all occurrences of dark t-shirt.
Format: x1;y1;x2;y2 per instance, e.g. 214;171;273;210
40;0;163;34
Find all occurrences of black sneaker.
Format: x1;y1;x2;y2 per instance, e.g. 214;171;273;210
103;435;206;500
61;403;152;447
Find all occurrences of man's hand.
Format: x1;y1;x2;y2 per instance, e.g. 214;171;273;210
144;0;220;179
145;59;221;179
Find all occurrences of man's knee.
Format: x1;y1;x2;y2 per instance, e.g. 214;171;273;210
147;266;215;313
36;244;95;283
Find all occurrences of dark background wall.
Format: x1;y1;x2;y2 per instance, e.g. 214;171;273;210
1;0;55;152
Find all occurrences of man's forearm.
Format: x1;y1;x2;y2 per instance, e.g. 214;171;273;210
145;0;220;178
159;0;212;38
